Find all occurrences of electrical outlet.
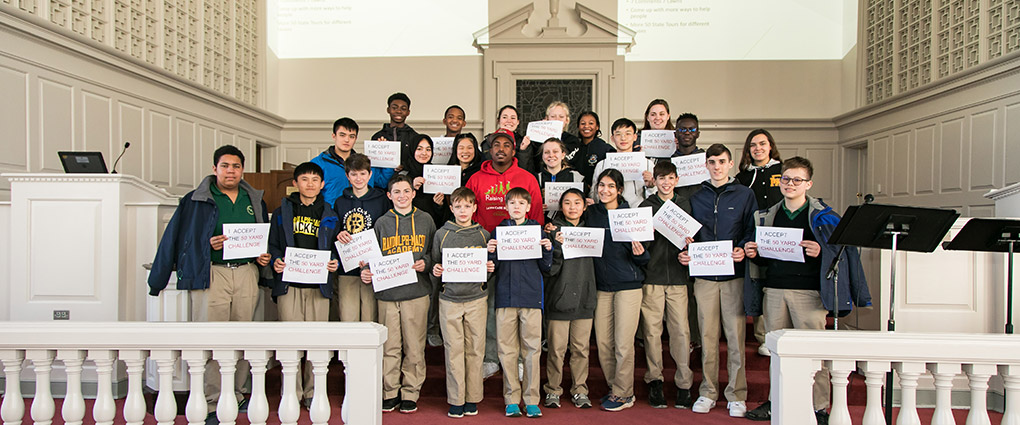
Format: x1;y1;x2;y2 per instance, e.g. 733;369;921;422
53;310;70;320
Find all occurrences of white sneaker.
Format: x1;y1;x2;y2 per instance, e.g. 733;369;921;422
482;362;500;379
758;344;771;356
728;401;747;417
692;396;715;414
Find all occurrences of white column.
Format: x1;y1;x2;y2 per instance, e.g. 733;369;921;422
27;349;56;425
88;350;117;425
277;350;301;425
894;362;924;425
213;350;241;425
56;350;86;425
858;360;891;425
963;363;995;425
342;347;384;425
825;360;854;425
307;350;331;425
1;350;26;425
998;365;1020;425
927;362;961;425
181;350;210;425
244;350;271;425
150;350;179;425
118;350;149;425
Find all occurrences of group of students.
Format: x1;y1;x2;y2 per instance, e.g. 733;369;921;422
151;92;871;425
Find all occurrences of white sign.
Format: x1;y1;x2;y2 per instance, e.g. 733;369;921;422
496;225;542;260
364;140;401;168
756;226;805;263
222;223;271;260
369;251;418;292
560;226;604;259
526;120;564;144
640;130;676;158
335;230;384;272
282;247;331;284
609;207;654;242
605;152;648;181
652;201;702;249
544;182;585;212
688;240;735;277
422;164;461;194
671;152;711;187
441;248;488;283
432;136;454;165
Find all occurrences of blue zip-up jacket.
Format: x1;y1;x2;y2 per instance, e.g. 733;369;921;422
148;176;269;295
689;178;758;281
310;147;395;206
489;218;553;309
333;186;392;276
585;201;651;292
745;196;872;317
268;193;340;299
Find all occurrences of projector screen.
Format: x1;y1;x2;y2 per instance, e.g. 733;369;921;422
267;0;487;59
618;0;855;61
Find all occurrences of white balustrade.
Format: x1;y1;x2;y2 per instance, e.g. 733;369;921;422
768;329;1020;425
0;322;387;425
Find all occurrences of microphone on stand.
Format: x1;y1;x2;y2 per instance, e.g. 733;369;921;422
111;141;130;174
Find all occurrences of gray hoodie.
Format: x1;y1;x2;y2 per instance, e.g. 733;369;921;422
431;220;491;302
372;207;436;302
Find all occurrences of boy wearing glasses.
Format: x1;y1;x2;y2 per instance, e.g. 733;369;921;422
742;157;872;424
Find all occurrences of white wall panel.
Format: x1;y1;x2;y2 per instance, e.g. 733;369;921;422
0;65;29;170
891;131;911;196
174;119;196;190
148;111;172;187
38;78;73;172
803;148;835;203
199;125;216;175
117;102;144;178
81;90;111;154
871;136;888;199
1007;103;1020;187
940;118;964;193
914;125;935;195
968;110;997;191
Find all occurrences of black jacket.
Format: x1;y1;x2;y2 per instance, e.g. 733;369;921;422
639;192;694;286
585;201;651;292
544;216;597;320
736;160;784;210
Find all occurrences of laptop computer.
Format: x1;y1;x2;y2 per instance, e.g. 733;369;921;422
58;151;108;173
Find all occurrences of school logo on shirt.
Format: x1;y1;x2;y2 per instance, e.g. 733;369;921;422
381;234;428;254
770;174;781;187
343;208;373;234
588;154;599;166
293;216;320;237
483;181;513;203
246;205;254;215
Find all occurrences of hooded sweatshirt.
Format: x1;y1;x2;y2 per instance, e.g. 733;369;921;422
736;159;783;210
544;216;597;321
371;123;419;169
464;159;545;233
431;220;491;302
372;207;436;302
488;218;553;309
268;192;339;298
639;191;694;286
333;186;391;276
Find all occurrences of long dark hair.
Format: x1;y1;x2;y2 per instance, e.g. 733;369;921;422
738;129;781;171
596;168;625;206
449;133;481;167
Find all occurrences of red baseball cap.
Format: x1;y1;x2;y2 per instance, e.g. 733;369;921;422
492;128;516;145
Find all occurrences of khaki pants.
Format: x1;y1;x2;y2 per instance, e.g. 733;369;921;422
641;284;693;389
764;287;830;410
693;278;747;402
496;308;542;405
378;295;429;401
439;297;487;405
191;263;259;411
594;289;642;398
277;287;329;400
543;318;592;397
337;275;376;322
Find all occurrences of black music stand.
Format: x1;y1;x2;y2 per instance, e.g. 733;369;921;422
944;218;1020;334
828;203;959;425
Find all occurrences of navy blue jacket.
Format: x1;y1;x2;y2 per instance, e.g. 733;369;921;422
148;176;269;295
689;179;758;281
585;201;651;292
333;186;392;276
489;218;553;309
268;194;340;299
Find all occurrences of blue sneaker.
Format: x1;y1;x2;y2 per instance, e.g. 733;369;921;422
464;403;478;416
448;405;465;418
505;404;522;417
601;395;635;412
525;405;542;418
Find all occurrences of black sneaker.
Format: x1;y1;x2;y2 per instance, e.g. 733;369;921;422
815;409;829;425
381;397;400;412
399;400;418;413
674;388;693;409
648;380;666;408
237;398;250;413
204;412;219;425
745;400;771;421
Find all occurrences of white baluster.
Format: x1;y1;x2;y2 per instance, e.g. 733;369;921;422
150;350;179;425
307;350;331;425
999;365;1020;425
213;350;241;425
825;360;854;425
894;362;924;425
1;350;26;425
118;350;149;425
181;350;210;425
963;364;995;425
244;351;271;425
26;350;56;425
277;350;302;425
88;350;117;425
858;360;891;425
56;350;86;425
927;363;961;425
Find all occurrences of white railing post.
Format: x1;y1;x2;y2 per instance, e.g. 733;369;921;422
341;346;384;425
307;350;331;425
244;350;271;425
999;364;1020;425
56;350;86;425
826;360;855;425
150;349;179;425
894;362;924;425
927;362;961;425
27;349;56;425
213;350;241;425
770;355;819;424
181;350;210;425
0;350;26;425
858;360;890;425
277;350;302;425
118;349;149;425
963;363;995;425
88;350;117;425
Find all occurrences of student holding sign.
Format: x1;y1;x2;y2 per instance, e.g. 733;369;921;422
448;133;483;186
442;105;467;138
590;118;656;207
371;92;419;171
360;174;436;414
402;134;446;230
536;138;584;224
570;111;615;190
487;188;553;418
312;117;395;205
586;168;650;412
267;162;340;409
481;105;536;173
678;144;757;418
543;188;597;409
742;157;871;423
430;187;495;418
543;101;582;161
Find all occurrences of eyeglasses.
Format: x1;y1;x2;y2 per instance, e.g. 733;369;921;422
676;128;698;133
780;176;810;186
